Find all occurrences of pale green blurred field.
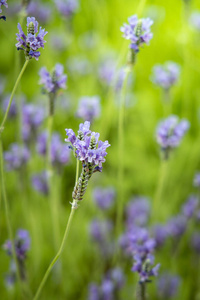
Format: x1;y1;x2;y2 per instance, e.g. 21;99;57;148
1;0;200;299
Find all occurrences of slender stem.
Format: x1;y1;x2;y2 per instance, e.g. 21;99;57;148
153;159;168;219
33;207;75;300
115;68;130;243
33;158;80;300
0;59;29;134
0;139;22;297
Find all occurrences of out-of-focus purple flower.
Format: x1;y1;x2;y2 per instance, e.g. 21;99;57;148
191;232;200;253
110;268;125;289
76;96;101;122
39;63;67;94
98;59;116;86
151;62;180;91
193;172;200;188
65;121;110;169
126;197;150;227
26;2;51;24
4;261;16;288
32;171;49;195
182;195;199;219
93;187;115;210
67;56;92;75
22;103;44;143
37;131;71;169
4;144;30;171
88;283;100;300
3;95;17;118
101;279;114;300
156;115;190;156
152;224;169;248
3;229;30;261
16;17;47;60
157;273;180;299
50;32;70;52
121;15;153;52
0;0;8;13
55;0;79;17
190;12;200;30
167;215;187;238
90;219;113;243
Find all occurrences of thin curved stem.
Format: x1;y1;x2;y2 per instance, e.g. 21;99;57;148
0;59;29;134
33;158;80;300
33;207;75;300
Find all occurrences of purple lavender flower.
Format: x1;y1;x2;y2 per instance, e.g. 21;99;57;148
191;232;200;253
193;172;200;188
26;2;51;24
55;0;79;17
156;115;190;157
152;224;169;248
88;283;100;300
0;0;8;13
65;121;110;170
151;62;180;91
39;63;67;94
76;96;101;123
4;144;30;171
190;12;200;30
32;171;49;195
121;15;153;53
182;195;199;219
157;273;180;299
3;229;30;261
126;196;150;227
16;17;47;60
93;187;115;210
90;219;113;243
3;95;17;118
37;131;71;169
22;103;44;143
167;215;187;238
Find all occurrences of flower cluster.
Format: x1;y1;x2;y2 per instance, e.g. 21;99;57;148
65;121;110;204
37;131;71;171
0;0;8;20
55;0;79;17
93;186;115;210
121;15;153;53
22;103;45;143
151;61;180;91
4;144;30;171
76;96;101;123
16;17;47;60
39;63;67;94
88;268;125;300
32;171;49;195
156;115;190;158
3;229;30;284
157;273;180;299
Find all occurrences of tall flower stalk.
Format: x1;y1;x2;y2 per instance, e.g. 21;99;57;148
33;121;110;299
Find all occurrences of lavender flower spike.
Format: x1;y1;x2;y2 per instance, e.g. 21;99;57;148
76;96;101;122
121;15;153;64
65;121;110;206
156;115;190;159
0;0;8;19
39;63;67;94
16;17;48;60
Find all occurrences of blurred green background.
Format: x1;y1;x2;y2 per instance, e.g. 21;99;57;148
1;0;200;299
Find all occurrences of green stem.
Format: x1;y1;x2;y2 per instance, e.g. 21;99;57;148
0;59;29;134
0;139;22;297
33;158;80;300
116;68;130;238
153;159;168;219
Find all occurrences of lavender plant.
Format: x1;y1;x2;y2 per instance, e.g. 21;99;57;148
55;0;79;18
33;121;110;299
121;15;153;65
76;96;101;123
0;0;8;20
